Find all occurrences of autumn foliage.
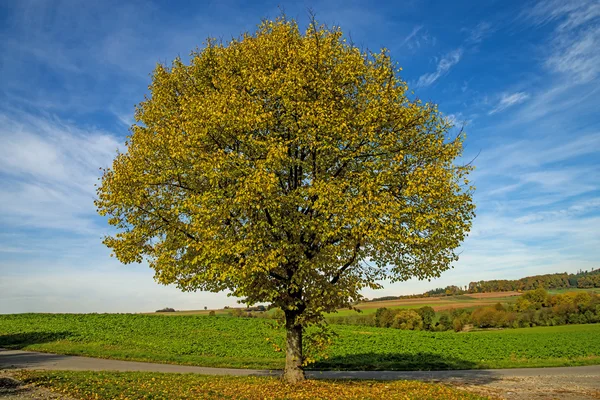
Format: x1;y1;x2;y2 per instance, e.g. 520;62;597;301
96;16;475;382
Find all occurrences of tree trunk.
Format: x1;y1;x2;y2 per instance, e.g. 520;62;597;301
283;312;305;383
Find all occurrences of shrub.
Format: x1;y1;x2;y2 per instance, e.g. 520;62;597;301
230;308;244;317
270;308;285;321
326;314;376;327
436;313;452;331
392;310;423;330
470;307;497;328
375;308;396;328
452;317;464;332
155;307;175;313
209;311;216;316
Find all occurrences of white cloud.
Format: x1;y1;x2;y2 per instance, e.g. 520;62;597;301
476;131;600;172
488;92;529;114
546;24;600;83
0;264;240;314
401;25;423;46
523;0;600;83
400;25;436;50
416;48;463;88
0;111;121;233
523;0;600;31
464;21;493;44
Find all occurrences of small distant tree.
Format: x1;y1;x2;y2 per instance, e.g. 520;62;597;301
416;306;435;330
393;310;423;330
96;16;475;383
375;308;396;328
209;310;216;316
204;306;208;310
453;317;465;332
521;288;549;309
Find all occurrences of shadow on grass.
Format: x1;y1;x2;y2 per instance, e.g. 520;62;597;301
0;332;76;371
0;332;73;350
308;352;500;385
311;352;478;371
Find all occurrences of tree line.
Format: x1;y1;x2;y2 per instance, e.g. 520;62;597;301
329;288;600;331
365;269;600;302
468;269;600;293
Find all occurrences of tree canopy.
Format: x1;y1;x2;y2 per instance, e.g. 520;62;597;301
96;17;475;382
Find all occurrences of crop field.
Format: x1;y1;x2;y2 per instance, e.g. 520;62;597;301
1;314;599;371
151;292;525;317
12;370;489;400
330;292;522;316
153;289;597;317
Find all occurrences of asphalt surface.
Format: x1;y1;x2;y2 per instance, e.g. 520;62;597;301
1;348;599;381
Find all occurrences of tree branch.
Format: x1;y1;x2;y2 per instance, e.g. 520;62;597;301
330;240;361;285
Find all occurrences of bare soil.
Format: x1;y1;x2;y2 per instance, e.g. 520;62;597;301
466;292;521;299
453;374;600;399
0;374;73;400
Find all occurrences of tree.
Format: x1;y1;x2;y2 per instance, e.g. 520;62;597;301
416;306;435;330
392;310;423;330
96;17;475;383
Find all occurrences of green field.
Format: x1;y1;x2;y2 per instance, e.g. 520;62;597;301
11;370;488;400
1;314;599;371
547;288;600;295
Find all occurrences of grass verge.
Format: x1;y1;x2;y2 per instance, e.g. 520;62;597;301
15;370;490;400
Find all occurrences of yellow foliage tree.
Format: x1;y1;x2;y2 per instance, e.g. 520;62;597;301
96;17;475;383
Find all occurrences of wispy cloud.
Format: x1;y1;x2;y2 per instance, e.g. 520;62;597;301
0;111;121;233
400;25;436;50
401;25;422;46
488;92;529;114
523;0;600;84
416;48;463;88
546;24;600;83
464;21;494;44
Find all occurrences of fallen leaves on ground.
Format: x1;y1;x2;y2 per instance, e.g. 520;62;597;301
17;371;491;400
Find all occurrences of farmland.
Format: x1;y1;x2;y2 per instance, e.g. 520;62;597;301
153;291;523;317
330;292;522;317
1;314;599;371
151;288;598;317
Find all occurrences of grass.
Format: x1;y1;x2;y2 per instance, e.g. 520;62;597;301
14;370;490;400
547;288;600;295
331;304;432;316
2;314;600;371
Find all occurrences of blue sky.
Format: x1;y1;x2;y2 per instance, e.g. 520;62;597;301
1;0;598;313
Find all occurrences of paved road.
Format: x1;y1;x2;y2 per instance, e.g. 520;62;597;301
1;348;599;380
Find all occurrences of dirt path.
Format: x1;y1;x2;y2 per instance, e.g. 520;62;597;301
2;349;599;399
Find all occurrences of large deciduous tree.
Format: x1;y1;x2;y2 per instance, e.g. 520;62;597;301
96;17;475;383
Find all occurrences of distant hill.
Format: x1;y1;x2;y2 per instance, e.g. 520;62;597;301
468;268;600;293
366;268;600;303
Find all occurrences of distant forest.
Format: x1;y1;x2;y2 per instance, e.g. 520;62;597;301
367;268;600;302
